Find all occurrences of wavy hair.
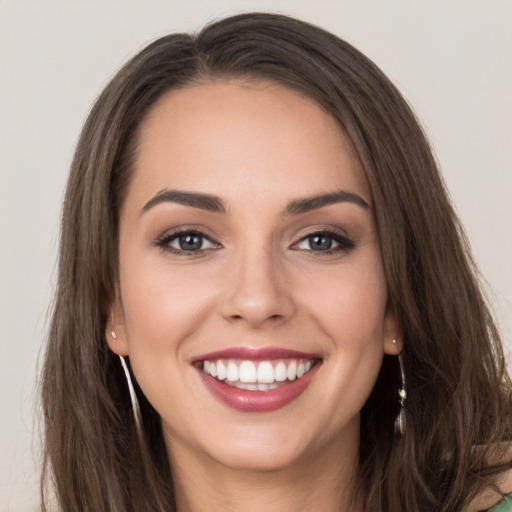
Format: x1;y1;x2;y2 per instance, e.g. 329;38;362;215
41;12;512;511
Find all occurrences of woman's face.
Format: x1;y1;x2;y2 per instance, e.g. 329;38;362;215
108;80;398;473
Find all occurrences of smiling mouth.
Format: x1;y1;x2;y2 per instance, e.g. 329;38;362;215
193;348;322;412
198;358;319;391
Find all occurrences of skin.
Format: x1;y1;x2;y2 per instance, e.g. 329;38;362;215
468;450;512;511
107;80;400;512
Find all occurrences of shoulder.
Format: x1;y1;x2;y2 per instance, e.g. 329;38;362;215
486;492;512;511
466;468;512;512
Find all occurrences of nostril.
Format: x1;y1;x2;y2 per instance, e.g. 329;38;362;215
220;285;295;327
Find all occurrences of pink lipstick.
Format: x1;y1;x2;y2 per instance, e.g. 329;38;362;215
193;347;321;412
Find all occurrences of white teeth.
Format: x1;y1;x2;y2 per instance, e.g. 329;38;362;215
226;361;239;382
275;362;287;381
217;360;227;380
239;360;257;383
201;357;317;388
225;381;281;391
257;361;275;383
287;360;297;381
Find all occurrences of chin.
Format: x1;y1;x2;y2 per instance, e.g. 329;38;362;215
211;441;307;473
196;416;356;474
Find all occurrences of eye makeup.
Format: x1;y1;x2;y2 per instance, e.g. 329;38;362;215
291;228;356;256
155;226;221;256
154;225;356;258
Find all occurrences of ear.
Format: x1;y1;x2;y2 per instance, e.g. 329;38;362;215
382;301;403;355
105;299;129;356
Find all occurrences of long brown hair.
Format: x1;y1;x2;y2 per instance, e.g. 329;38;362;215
41;12;512;511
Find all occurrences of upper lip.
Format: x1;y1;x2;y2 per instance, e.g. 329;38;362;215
192;346;321;363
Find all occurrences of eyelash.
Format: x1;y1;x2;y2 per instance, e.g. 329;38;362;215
292;228;355;255
155;228;219;256
155;228;355;256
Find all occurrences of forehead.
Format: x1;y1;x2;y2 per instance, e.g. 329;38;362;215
128;80;370;209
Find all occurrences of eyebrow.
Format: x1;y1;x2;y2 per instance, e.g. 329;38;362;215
282;190;369;215
141;190;227;215
140;188;369;216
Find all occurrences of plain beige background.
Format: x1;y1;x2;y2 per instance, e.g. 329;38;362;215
1;1;511;510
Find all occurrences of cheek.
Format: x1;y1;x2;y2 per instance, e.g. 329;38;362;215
117;258;220;417
294;257;388;407
120;259;218;351
295;258;388;347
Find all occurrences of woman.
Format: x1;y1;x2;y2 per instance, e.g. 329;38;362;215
40;12;512;512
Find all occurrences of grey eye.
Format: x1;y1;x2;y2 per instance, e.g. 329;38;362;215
166;232;217;252
177;233;204;251
296;234;339;251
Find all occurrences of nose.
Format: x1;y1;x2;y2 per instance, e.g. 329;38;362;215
220;246;295;329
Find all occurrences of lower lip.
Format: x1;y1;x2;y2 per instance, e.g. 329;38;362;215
197;364;320;412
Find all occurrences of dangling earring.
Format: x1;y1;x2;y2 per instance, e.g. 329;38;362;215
394;348;407;436
119;355;143;437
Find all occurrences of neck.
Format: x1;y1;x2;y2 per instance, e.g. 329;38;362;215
167;430;363;512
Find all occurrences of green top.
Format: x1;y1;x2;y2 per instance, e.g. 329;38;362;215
488;492;512;512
